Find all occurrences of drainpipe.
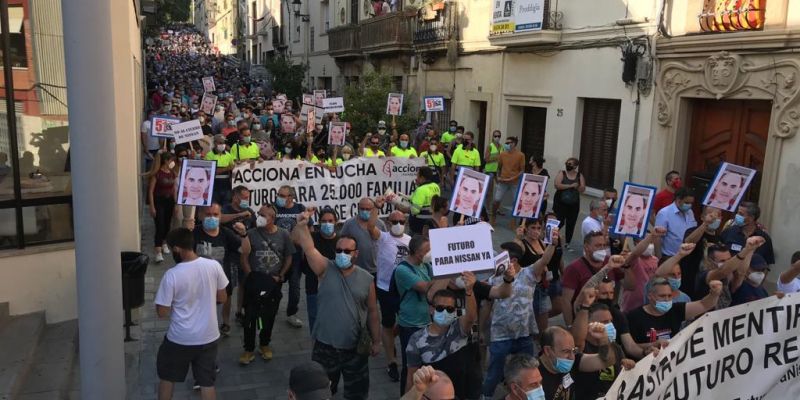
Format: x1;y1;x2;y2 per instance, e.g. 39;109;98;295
629;87;640;181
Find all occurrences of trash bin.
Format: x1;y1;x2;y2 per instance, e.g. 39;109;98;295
121;251;149;309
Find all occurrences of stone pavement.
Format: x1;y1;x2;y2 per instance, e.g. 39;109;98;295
124;204;583;400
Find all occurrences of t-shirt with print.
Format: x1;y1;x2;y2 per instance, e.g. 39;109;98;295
193;226;241;268
376;231;411;291
626;302;687;343
405;321;468;368
396;261;433;328
488;264;539;341
574;341;621;400
154;257;229;345
245;227;296;275
275;203;305;232
539;353;584;400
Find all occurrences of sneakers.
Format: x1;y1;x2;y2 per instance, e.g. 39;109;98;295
386;362;399;382
162;246;171;255
286;315;303;328
239;351;255;365
219;324;231;337
154;252;164;263
259;345;273;360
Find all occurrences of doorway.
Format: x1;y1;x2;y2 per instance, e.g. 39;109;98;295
686;99;770;206
469;100;488;162
521;106;547;164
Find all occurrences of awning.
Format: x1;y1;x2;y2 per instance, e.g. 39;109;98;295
7;6;23;33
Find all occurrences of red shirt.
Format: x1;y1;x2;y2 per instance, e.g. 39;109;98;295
562;257;624;305
653;189;674;215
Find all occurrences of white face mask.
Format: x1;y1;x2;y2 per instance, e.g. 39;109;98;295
390;223;405;236
642;243;655;257
256;215;268;228
429;145;438;152
605;198;613;208
167;161;176;169
422;250;432;265
748;271;765;285
342;153;352;160
592;249;608;262
216;144;226;152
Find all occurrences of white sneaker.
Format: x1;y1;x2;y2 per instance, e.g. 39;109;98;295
155;253;164;263
162;246;171;255
286;316;303;328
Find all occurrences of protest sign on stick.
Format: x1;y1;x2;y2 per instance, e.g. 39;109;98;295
386;93;404;116
512;174;548;219
150;115;181;138
449;168;491;218
612;182;657;239
702;162;757;212
171;119;204;144
429;224;494;277
202;76;215;93
322;97;345;113
177;159;216;207
328;122;347;146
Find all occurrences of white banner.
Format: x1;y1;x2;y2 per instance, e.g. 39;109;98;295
514;0;545;32
231;157;426;218
604;293;800;399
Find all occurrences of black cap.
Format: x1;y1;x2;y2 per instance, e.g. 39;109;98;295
289;362;331;400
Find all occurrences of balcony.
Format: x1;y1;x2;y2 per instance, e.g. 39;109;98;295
360;12;415;55
488;0;562;48
414;2;458;54
328;24;362;59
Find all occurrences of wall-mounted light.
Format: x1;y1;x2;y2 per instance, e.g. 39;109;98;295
292;0;310;22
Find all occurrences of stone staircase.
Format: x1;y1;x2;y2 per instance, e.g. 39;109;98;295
0;302;79;400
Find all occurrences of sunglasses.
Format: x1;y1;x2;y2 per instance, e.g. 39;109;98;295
336;248;356;254
389;220;404;225
434;305;456;313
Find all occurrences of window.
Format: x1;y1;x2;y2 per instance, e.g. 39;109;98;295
0;3;72;249
392;76;403;92
578;98;620;189
321;1;330;32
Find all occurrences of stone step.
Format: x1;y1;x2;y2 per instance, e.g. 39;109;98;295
0;312;45;400
14;319;79;400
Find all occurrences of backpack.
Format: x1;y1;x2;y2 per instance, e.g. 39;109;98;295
389;261;427;302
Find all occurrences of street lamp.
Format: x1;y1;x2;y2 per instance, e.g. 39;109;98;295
292;0;310;21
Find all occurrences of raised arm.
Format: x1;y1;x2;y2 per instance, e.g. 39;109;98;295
585;255;626;289
655;243;695;277
684;209;717;244
572;286;597;352
578;323;619;372
707;236;765;283
291;209;328;277
780;258;800;285
686;280;722;320
459;272;478;334
367;207;382;241
488;265;517;299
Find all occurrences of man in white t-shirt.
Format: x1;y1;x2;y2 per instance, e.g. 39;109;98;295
369;210;411;382
155;228;229;400
777;252;800;293
581;199;608;238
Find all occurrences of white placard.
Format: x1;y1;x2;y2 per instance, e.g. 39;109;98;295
314;106;324;124
302;93;314;105
281;114;297;134
701;162;757;213
177;159;216;207
429;224;495;277
171;119;205;144
612;182;657;239
543;218;559;245
150;115;181;138
202;76;216;93
322;97;345;113
493;251;510;277
272;99;286;114
328;122;347;146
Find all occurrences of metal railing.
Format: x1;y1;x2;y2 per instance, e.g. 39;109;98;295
414;2;457;46
328;24;361;56
360;12;415;53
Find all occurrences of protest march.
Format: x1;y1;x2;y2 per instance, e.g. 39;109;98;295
142;24;800;400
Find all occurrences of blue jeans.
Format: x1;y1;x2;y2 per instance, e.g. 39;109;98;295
306;293;318;335
482;336;535;397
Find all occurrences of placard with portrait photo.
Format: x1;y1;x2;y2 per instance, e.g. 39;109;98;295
303;93;314;106
314;90;326;107
702;162;757;212
306;108;316;134
512;173;548;219
200;93;217;114
386;93;404;116
449;167;491;218
328;122;347;146
280;113;297;134
177;159;216;207
272;99;286;114
201;76;215;93
612;182;657;239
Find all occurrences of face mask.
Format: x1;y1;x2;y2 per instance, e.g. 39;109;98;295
252;124;261;130
654;300;673;313
554;357;574;373
715;261;724;269
668;277;682;291
216;144;226;152
565;163;575;171
708;218;721;230
449;126;456;132
203;216;220;230
390;224;405;236
275;196;287;208
227;120;236;126
592;249;608;262
284;147;293;154
433;310;456;326
335;253;352;269
503;143;511;151
172;252;183;264
605;199;614;209
679;203;692;212
454;277;466;289
429;145;438;152
605;322;617;342
167;161;176;169
749;271;765;285
169;142;176;150
378;128;386;135
464;140;473;146
525;386;546;400
643;243;655;257
358;210;371;221
342;153;352;160
594;214;604;223
242;136;251;144
455;133;463;139
733;214;746;226
239;200;250;209
399;140;408;148
672;178;683;189
493;136;500;143
320;222;335;236
256;215;268;228
198;117;205;123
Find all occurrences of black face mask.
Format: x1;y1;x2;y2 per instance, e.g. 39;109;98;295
172;252;183;264
565;164;576;171
598;298;614;307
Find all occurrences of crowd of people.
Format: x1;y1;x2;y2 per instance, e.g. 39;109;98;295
145;25;796;400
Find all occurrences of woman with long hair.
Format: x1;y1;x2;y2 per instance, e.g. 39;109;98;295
144;152;178;262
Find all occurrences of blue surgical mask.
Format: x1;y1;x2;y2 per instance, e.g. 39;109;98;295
526;386;545;400
554;357;574;373
202;216;219;230
668;277;682;291
320;222;335;236
655;300;673;313
503;143;511;151
449;126;456;132
605;322;617;342
358;210;371;221
433;310;456;326
275;196;287;208
733;214;746;226
679;203;692;212
335;253;352;269
239;200;250;209
400;140;408;148
709;218;721;230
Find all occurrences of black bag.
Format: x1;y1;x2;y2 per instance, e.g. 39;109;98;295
557;188;579;205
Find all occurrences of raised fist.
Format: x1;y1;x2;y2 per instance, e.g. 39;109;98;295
709;280;723;296
678;243;696;257
746;236;766;249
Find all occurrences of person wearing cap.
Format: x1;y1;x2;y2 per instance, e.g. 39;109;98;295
288;362;332;400
205;134;235;203
730;253;771;306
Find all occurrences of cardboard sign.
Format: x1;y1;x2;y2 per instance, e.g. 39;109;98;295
280;114;297;134
313;90;326;107
272;99;286;114
177;159;216;207
429;224;495;277
612;182;657;239
493;251;510;277
449;167;491;218
512;174;548;219
171;119;205;144
424;96;445;112
202;76;216;93
150;115;181;138
701;162;757;213
386;93;404;116
302;93;314;105
300;104;312;122
200;93;217;114
322;97;345;113
328;122;347;146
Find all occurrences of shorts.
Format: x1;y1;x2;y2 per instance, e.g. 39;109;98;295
533;283;552;316
494;182;516;202
547;279;563;297
376;288;400;328
222;262;237;296
156;337;218;387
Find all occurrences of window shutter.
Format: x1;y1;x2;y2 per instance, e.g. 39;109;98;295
579;98;621;189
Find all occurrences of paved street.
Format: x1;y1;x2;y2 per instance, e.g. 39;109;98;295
123;203;581;399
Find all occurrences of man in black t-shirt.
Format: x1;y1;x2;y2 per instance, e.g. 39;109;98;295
274;185;308;329
538;326;616;400
301;207;338;334
680;206;721;300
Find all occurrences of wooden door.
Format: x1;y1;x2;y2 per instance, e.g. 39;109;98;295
476;101;487;161
521;107;547;167
687;99;770;205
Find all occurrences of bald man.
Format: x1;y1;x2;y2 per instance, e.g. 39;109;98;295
400;367;455;400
